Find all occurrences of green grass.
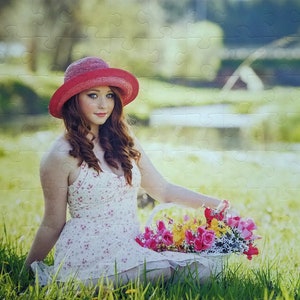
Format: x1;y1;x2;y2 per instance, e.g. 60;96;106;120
1;128;300;299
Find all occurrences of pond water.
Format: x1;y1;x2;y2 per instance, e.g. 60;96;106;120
150;104;261;129
149;104;267;150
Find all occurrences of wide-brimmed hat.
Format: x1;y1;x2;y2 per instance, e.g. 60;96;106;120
49;57;139;118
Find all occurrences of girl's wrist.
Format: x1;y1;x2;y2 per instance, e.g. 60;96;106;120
201;198;228;209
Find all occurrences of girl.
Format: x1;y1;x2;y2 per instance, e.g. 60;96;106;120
25;57;223;285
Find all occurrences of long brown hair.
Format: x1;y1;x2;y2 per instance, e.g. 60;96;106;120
61;87;140;185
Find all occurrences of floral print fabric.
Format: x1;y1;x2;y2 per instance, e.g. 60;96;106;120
32;161;223;283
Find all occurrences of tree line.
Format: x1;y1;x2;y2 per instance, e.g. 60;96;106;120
0;0;299;77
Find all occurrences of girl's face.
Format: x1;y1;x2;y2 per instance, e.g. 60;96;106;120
78;86;115;133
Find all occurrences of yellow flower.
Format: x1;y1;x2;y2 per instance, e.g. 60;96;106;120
209;218;228;237
172;223;185;246
171;216;205;247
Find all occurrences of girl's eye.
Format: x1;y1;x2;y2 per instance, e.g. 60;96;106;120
106;93;115;99
87;92;114;100
87;93;98;99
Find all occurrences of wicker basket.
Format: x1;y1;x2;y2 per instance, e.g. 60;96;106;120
144;203;229;282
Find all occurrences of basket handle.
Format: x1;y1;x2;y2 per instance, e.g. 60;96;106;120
145;203;186;227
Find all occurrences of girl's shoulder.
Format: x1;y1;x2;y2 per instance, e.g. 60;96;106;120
41;134;77;169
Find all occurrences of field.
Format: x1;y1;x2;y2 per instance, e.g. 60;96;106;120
1;122;300;299
0;77;300;299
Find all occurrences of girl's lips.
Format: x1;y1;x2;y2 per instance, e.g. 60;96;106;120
95;112;107;118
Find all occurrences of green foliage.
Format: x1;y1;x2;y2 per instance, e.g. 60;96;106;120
252;115;300;144
0;79;47;119
248;87;300;143
278;114;300;142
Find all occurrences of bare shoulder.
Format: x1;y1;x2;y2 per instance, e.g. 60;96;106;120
40;134;78;175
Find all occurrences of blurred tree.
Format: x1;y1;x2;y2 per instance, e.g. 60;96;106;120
157;21;223;81
75;0;224;80
0;0;14;10
75;0;165;76
2;0;297;78
38;0;83;71
0;0;82;71
0;0;16;39
159;0;191;23
160;0;209;22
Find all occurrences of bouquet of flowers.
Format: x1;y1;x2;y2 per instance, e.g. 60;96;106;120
136;200;260;260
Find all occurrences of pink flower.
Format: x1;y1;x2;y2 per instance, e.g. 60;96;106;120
228;217;257;240
135;236;144;247
194;237;204;251
143;227;154;240
145;238;158;251
227;216;241;228
156;220;173;246
183;215;190;222
161;229;173;246
185;230;195;245
240;218;257;237
194;227;215;251
201;230;215;250
157;220;168;231
197;226;205;236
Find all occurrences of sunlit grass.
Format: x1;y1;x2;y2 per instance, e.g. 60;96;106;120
1;128;300;299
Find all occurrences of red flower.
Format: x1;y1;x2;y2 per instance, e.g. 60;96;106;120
204;200;229;224
243;243;259;260
204;208;214;225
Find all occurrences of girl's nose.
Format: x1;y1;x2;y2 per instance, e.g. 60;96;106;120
98;96;108;108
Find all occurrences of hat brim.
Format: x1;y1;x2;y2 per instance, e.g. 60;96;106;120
49;68;139;118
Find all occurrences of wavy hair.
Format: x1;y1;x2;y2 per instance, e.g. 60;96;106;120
61;87;140;185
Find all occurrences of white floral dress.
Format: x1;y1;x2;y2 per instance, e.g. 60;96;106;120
31;161;222;284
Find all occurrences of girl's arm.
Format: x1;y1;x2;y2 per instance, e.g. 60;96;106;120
135;139;221;209
24;148;70;267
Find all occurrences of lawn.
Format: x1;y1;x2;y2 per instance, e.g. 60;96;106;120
1;66;300;299
1;125;299;299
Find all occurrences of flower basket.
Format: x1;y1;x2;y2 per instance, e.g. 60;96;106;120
136;201;260;281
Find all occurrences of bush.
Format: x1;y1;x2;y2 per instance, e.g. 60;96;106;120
278;114;300;142
0;79;47;120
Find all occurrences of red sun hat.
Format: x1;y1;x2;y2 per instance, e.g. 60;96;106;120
49;57;139;118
